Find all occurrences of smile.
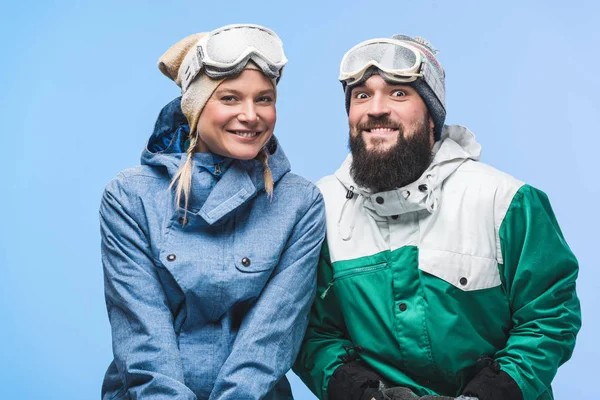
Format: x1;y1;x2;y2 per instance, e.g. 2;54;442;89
228;130;261;138
364;127;398;133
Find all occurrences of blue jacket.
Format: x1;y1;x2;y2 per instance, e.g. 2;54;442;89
100;98;326;400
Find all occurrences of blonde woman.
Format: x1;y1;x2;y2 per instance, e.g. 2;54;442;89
100;25;325;400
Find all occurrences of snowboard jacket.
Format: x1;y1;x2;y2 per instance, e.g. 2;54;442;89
294;125;580;400
101;98;326;400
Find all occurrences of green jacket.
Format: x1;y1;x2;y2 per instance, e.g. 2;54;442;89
294;126;581;400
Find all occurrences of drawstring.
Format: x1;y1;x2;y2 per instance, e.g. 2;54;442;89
339;175;439;239
424;174;439;213
338;190;364;241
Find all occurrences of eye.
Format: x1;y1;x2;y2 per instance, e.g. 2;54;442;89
392;90;407;97
257;95;274;103
354;92;369;100
220;95;236;102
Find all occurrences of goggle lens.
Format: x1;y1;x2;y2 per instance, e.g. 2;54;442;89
342;42;419;75
205;26;285;65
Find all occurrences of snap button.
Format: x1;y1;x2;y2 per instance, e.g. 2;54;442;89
241;257;251;267
391;215;399;220
167;254;176;262
376;196;384;204
460;277;468;286
418;184;428;192
399;303;407;312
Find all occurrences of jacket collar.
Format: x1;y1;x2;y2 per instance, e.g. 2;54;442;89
335;125;481;218
194;145;290;224
140;97;291;225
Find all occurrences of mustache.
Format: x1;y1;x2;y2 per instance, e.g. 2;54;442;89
356;116;403;132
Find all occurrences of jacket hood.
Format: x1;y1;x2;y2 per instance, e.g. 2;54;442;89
333;125;481;240
141;97;291;224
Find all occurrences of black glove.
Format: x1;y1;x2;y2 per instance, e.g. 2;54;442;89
462;366;523;400
328;360;388;400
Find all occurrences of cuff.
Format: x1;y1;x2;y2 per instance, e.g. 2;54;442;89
462;366;523;400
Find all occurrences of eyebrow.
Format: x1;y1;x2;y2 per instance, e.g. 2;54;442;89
388;83;412;89
215;88;275;96
351;83;367;90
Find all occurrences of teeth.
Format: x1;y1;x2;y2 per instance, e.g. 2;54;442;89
231;131;259;138
369;128;396;133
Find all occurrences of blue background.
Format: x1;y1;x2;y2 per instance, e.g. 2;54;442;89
1;0;598;398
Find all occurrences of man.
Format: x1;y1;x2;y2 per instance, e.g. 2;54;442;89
293;35;581;400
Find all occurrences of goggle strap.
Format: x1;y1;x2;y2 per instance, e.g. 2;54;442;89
180;46;202;93
421;63;446;109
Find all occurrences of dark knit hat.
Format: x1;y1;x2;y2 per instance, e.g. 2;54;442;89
343;34;446;141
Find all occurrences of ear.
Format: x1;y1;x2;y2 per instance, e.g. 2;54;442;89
428;116;435;147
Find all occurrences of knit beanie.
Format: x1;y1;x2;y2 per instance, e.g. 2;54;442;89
344;34;446;141
158;33;224;138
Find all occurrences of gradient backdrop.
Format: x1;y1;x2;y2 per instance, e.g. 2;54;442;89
1;0;598;398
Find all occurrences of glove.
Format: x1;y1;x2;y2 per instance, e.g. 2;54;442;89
462;366;523;400
328;360;388;400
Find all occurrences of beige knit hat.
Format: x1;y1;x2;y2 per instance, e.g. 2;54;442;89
158;33;224;137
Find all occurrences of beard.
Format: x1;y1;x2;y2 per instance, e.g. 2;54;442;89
349;114;434;193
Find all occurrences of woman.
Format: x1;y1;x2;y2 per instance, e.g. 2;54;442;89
100;24;325;400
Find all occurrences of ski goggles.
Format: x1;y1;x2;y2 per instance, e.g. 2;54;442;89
339;38;445;108
180;24;287;92
339;38;425;86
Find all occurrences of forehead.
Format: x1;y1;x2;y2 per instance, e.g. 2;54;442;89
218;69;275;90
351;74;415;92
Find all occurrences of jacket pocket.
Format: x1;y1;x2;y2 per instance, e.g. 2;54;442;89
333;263;388;280
233;229;282;273
233;255;279;273
322;262;389;299
419;249;501;291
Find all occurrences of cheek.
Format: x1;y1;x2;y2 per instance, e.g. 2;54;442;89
261;108;277;129
348;109;363;129
209;109;233;127
199;106;231;131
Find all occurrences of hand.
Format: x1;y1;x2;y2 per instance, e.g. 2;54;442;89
462;365;522;400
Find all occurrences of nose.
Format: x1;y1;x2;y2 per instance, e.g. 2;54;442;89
367;93;390;118
238;101;259;123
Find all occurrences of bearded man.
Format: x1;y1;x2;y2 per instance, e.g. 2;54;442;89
293;35;581;400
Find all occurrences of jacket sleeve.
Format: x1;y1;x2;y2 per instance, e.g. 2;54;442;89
208;186;326;400
490;184;581;399
292;241;358;400
100;178;196;400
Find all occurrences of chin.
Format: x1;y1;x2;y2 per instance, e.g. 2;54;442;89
228;147;263;161
366;141;395;153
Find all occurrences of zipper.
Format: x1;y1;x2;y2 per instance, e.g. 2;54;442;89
110;386;125;399
321;263;387;299
320;279;335;299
